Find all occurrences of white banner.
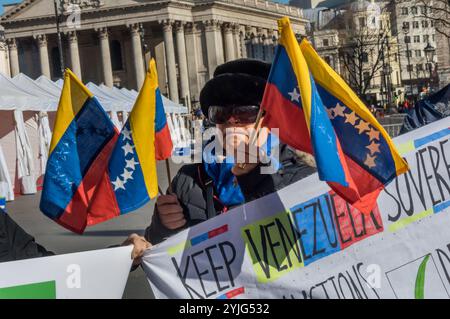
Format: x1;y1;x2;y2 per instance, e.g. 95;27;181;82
0;246;133;299
143;118;450;299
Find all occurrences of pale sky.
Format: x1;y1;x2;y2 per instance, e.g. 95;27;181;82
0;0;22;14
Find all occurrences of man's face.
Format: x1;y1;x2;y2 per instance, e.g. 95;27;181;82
216;117;269;163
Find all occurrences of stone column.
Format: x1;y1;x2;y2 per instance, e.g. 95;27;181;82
232;24;241;59
160;19;179;103
67;31;82;80
34;34;51;78
175;21;189;105
266;30;275;61
263;30;272;62
204;19;224;79
223;23;235;62
255;28;264;60
96;27;114;87
185;22;201;103
128;23;145;89
0;42;8;76
7;39;20;76
240;27;248;58
245;26;253;58
334;53;341;73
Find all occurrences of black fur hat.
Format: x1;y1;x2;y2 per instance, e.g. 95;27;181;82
200;59;271;117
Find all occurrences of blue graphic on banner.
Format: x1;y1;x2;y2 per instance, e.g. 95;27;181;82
290;193;341;265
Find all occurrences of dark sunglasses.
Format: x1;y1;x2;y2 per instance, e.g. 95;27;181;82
208;105;261;125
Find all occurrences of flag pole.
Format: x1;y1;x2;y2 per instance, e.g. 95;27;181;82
165;160;173;193
238;107;264;169
53;0;65;77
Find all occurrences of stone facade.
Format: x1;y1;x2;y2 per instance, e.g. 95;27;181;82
392;0;438;95
0;0;307;109
309;0;403;106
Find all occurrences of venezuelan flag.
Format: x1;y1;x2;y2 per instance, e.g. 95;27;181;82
88;59;173;226
262;17;408;213
40;69;119;233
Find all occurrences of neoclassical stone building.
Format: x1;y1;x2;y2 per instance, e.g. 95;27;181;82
0;0;307;109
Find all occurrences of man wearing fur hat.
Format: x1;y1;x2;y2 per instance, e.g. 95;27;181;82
126;59;317;262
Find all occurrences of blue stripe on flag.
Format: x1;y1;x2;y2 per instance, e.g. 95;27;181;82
309;75;347;186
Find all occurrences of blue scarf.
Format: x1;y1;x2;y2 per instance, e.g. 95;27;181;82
202;134;280;206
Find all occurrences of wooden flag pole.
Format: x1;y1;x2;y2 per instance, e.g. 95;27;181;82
165;159;173;193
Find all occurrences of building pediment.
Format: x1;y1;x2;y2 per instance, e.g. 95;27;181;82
61;0;105;10
1;0;148;22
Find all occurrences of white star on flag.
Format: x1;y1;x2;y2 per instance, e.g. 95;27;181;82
122;143;134;156
125;158;139;170
112;177;126;191
122;127;132;141
288;87;301;102
121;169;134;182
318;124;326;134
327;134;333;144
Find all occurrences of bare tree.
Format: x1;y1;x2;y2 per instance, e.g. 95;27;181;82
339;29;393;102
337;1;396;105
413;0;450;38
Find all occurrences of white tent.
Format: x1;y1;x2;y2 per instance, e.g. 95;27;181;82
86;82;130;112
35;75;64;97
0;73;45;110
13;74;59;103
0;73;189;202
0;143;13;201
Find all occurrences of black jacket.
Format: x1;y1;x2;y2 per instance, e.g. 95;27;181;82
0;211;54;262
145;144;316;245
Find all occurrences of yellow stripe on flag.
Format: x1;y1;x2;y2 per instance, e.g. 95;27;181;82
278;17;312;132
129;59;159;199
49;69;93;154
299;40;409;175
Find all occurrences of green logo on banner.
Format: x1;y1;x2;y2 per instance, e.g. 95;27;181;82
415;255;430;299
241;211;304;283
0;281;56;299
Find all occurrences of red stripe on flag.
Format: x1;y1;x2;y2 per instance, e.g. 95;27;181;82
155;124;173;160
86;170;121;227
329;154;384;214
261;83;312;154
58;133;119;234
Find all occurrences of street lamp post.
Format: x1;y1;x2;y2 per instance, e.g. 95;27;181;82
139;23;148;72
53;0;65;77
424;42;436;91
402;25;413;98
380;33;393;110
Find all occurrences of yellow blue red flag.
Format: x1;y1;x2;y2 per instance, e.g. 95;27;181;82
88;59;173;226
262;17;409;213
40;69;119;233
